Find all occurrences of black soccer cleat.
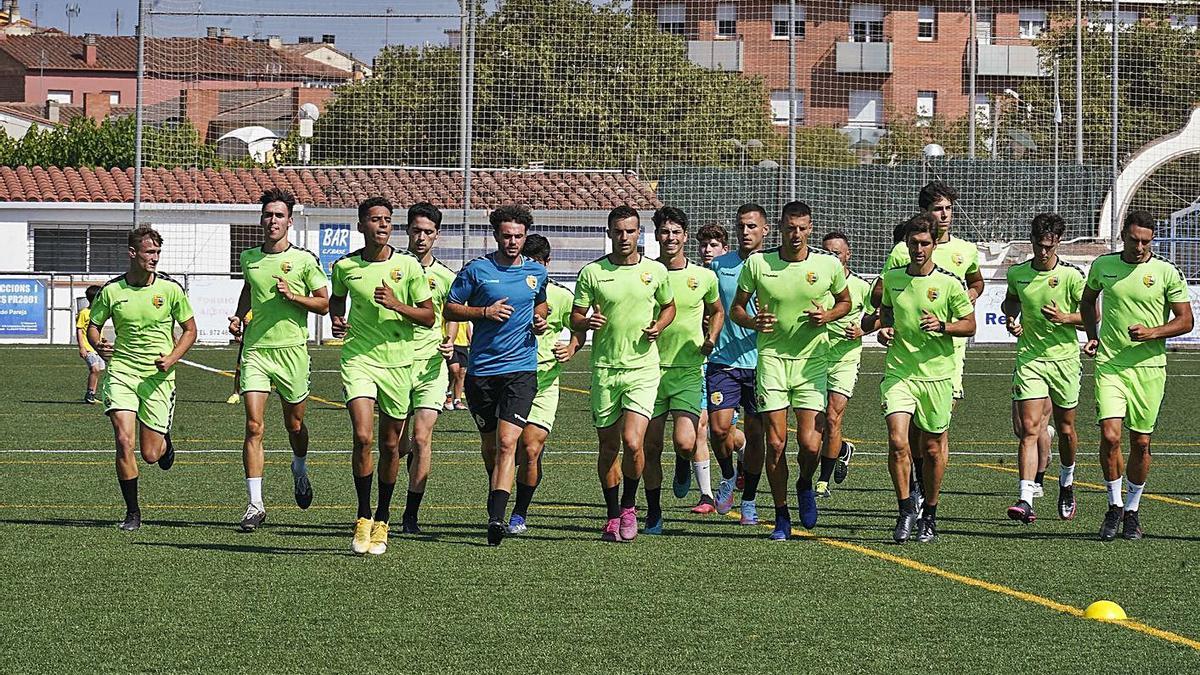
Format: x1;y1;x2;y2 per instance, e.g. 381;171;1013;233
1099;505;1123;541
487;519;505;547
158;433;175;471
1007;500;1036;525
1121;510;1143;540
1057;484;1076;520
834;440;855;484
292;471;313;510
893;507;918;544
401;518;422;535
119;510;141;532
916;517;938;543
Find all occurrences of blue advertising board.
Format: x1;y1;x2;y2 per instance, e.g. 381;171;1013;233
0;278;47;337
319;223;352;276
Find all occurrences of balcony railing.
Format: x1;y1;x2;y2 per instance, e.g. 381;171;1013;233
836;41;893;74
977;44;1044;77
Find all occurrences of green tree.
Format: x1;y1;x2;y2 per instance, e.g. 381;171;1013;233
0;115;224;169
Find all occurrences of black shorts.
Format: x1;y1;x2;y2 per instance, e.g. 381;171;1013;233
465;371;537;433
450;346;468;368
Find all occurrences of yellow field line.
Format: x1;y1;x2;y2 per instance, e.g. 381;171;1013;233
971;463;1200;510
726;510;1200;652
195;364;348;409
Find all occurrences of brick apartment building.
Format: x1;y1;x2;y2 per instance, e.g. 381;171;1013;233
635;1;1198;142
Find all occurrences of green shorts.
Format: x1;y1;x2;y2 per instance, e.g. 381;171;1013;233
653;366;704;418
1095;364;1166;434
239;345;310;403
880;374;954;434
826;346;863;399
341;359;413;420
527;366;561;432
1012;357;1081;409
952;337;967;399
591;365;657;428
756;353;827;413
102;367;176;434
410;355;449;413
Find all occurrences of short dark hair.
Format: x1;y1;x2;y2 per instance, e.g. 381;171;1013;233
522;233;551;263
1030;213;1066;241
652;206;688;231
891;220;907;244
358;196;393;222
779;200;812;223
607;205;640;228
903;212;939;242
1123;210;1157;232
696;223;728;246
408;202;442;228
128;226;162;250
85;284;101;302
823;231;850;247
490;204;533;233
260;188;296;216
736;202;767;221
918;181;958;210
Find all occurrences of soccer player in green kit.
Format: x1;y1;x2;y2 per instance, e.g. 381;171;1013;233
396;202;459;534
815;231;874;498
88;226;197;531
731;201;850;540
229;189;329;532
1082;211;1193;541
572;206;676;542
506;234;585;535
330;197;434;555
643;206;723;533
1001;213;1085;523
878;213;976;543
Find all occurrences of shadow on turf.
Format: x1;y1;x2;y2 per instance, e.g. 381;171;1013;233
135;541;350;556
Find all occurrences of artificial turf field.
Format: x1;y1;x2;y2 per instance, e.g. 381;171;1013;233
1;344;1198;672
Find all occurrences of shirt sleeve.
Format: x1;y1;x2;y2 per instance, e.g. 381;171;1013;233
535;270;548;305
947;279;973;320
703;272;719;304
964;247;981;276
304;256;328;293
879;274;893;309
75;309;88;330
1085;260;1103;291
1005;268;1016;297
89;288;111;326
882;244;907;274
829;260;847;295
572;266;593;309
655;268;674;306
331;260;348;297
736;257;756;294
1067;269;1084;309
447;265;474;306
408;259;433;305
1165;264;1189;304
171;284;195;324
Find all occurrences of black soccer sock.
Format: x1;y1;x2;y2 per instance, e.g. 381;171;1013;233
118;477;139;513
1034;470;1046;486
487;489;510;522
620;477;640;509
645;487;662;524
374;480;396;523
513;481;537;519
898;498;909;512
673;454;690;485
603;484;620;519
913;457;925;483
818;455;836;482
402;490;424;523
796;476;813;492
924;502;938;520
715;452;735;480
774;505;789;522
354;473;373;520
743;472;762;501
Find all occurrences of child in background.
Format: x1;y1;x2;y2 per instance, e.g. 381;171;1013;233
76;285;105;404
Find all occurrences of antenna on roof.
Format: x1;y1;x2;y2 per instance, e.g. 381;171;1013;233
64;3;80;36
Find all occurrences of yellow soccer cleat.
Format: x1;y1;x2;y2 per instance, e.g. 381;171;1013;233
351;517;373;555
225;393;240;405
368;521;389;556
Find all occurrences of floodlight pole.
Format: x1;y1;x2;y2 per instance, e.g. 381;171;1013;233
458;2;470;264
1111;0;1121;247
1074;0;1083;165
968;0;977;159
133;0;146;227
787;0;797;201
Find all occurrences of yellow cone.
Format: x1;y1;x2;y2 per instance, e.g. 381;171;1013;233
1085;600;1128;621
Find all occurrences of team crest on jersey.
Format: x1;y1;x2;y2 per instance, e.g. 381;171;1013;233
280;260;293;274
151;294;165;308
1143;274;1156;288
526;275;538;290
926;287;940;302
953;253;964;266
710;391;723;406
641;272;654;285
390;267;404;282
806;271;818;285
427;275;437;290
687;276;699;290
1048;276;1059;288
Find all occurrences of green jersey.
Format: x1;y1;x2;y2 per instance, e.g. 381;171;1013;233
88;273;194;377
331;247;432;368
412;258;457;360
239;245;327;349
657;262;718;368
827;271;873;356
1006;259;1085;363
537;280;575;377
1085;252;1189;368
574;255;674;370
880;265;974;381
736;246;847;360
883;236;980;281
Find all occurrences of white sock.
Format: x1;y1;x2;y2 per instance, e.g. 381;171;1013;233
246;477;264;509
736;437;747;461
292;455;307;475
1106;478;1124;508
1019;479;1036;504
1125;479;1145;512
693;460;713;498
1059;463;1075;487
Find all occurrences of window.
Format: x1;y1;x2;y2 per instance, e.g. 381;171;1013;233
32;226;127;273
916;91;936;125
1088;10;1139;32
772;4;806;40
46;90;72;104
658;3;686;35
771;90;805;126
850;5;885;43
917;6;936;41
1170;14;1198;31
974;94;992;127
716;3;737;37
1019;8;1047;39
975;9;994;45
104;91;121;105
848;90;883;128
